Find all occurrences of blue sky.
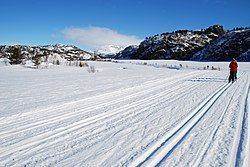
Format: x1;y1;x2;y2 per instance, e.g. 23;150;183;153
0;0;249;51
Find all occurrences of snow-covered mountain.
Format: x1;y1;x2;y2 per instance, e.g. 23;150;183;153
0;44;94;66
95;45;125;58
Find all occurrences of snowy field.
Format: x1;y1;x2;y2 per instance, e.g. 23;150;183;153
0;60;249;167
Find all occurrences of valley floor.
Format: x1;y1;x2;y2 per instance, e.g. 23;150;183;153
0;61;249;167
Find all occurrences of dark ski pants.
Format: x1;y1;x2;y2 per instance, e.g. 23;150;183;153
228;71;237;83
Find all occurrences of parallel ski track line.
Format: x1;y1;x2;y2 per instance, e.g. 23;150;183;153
244;83;250;167
0;73;207;161
130;72;245;167
0;70;203;126
0;80;197;141
190;76;242;167
0;71;205;135
129;73;243;167
2;79;208;165
0;71;201;129
230;75;249;167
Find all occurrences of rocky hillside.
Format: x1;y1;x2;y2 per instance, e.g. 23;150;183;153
116;25;225;60
116;25;250;61
115;45;138;59
192;29;250;61
0;44;94;66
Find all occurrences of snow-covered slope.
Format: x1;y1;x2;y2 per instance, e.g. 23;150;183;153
0;58;10;67
0;61;249;166
192;29;250;61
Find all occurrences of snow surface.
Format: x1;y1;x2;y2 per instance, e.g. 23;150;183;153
0;60;249;167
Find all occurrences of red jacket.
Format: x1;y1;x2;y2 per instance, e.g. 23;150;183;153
229;60;238;72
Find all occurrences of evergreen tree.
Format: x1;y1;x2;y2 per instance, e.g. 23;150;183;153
10;47;23;64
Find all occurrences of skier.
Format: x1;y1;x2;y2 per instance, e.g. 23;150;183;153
228;58;238;83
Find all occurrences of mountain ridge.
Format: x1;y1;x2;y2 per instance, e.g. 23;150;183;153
115;25;250;61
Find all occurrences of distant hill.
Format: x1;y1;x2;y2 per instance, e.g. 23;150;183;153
115;25;250;61
0;44;95;66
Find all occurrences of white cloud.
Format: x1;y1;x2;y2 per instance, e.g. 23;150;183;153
62;26;142;49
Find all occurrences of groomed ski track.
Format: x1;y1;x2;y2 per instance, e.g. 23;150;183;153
0;63;249;167
130;72;250;167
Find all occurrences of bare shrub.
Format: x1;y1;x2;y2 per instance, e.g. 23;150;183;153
79;61;89;67
79;61;83;67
